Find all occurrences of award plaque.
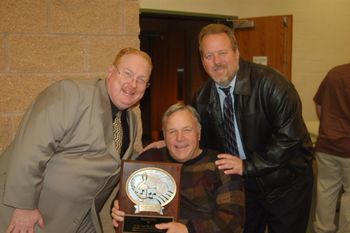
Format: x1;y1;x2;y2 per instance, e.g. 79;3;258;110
116;160;182;233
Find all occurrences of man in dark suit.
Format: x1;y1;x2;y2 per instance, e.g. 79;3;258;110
0;47;152;233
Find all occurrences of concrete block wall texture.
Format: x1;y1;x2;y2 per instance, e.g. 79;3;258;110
0;0;141;153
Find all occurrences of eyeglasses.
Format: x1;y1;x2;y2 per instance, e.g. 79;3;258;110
114;66;150;88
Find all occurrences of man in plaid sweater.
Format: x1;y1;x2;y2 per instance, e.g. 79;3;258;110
112;103;244;233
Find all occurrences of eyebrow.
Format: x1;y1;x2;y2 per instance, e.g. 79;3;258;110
122;67;147;79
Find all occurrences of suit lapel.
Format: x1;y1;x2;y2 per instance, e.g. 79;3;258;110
98;79;121;161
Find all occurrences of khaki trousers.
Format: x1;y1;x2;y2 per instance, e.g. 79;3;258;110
314;152;350;233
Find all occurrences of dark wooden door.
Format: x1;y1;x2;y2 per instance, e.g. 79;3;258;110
140;13;228;143
141;29;185;141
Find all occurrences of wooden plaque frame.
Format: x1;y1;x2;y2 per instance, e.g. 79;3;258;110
116;160;182;233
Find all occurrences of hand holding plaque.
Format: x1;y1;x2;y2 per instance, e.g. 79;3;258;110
116;160;182;233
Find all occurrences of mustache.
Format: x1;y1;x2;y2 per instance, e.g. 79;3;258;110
213;64;226;71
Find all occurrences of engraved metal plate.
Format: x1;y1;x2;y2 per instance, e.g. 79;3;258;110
126;167;177;215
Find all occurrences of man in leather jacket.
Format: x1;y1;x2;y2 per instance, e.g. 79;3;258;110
192;23;314;233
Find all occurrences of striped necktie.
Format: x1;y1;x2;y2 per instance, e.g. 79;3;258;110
220;87;239;155
113;111;123;155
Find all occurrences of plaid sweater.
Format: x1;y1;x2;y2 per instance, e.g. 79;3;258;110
138;147;244;233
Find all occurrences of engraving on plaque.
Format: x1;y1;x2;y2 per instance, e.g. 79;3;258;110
126;167;177;215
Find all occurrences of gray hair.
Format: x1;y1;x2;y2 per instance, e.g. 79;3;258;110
162;103;201;131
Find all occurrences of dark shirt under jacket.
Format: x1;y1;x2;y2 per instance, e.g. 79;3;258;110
111;103;130;156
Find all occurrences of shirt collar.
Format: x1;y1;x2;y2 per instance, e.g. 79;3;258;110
215;74;237;94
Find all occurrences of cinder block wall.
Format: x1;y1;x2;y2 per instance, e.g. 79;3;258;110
0;0;140;153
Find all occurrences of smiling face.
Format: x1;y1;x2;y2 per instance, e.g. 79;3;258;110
163;109;202;163
200;33;240;87
107;53;152;110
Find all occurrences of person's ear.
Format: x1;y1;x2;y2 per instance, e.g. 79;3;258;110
107;66;115;79
235;48;240;59
108;65;115;73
